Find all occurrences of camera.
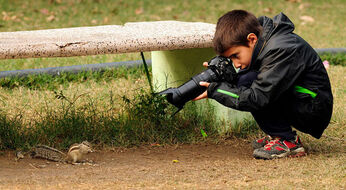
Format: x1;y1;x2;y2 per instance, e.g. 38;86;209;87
158;56;238;111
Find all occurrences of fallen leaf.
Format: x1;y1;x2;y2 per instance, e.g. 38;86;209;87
263;7;273;13
286;0;301;3
40;8;50;15
299;3;311;10
150;143;161;147
172;160;179;163
37;164;47;168
298;4;304;10
2;11;11;21
11;15;18;21
300;15;315;23
183;11;189;15
46;15;55;22
103;17;109;24
135;7;143;15
165;6;173;12
50;0;62;4
150;15;161;20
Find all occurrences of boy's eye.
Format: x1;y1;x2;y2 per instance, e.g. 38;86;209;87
229;54;238;59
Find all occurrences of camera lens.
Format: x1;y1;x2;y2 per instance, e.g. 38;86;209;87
159;56;236;112
159;68;218;109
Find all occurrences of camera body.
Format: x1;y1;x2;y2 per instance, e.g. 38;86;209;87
158;56;237;110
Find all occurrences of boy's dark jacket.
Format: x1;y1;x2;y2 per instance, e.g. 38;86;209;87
207;13;333;139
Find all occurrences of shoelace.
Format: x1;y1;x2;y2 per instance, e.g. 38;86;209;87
257;135;272;143
264;138;281;149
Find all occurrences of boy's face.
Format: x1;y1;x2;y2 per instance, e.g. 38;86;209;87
221;33;257;70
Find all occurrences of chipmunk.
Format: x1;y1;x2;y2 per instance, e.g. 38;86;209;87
31;141;93;164
65;141;93;164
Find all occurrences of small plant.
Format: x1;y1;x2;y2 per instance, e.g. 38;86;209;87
222;118;259;138
116;89;220;146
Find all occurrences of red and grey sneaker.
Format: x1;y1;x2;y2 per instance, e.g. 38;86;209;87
252;135;272;149
253;135;306;159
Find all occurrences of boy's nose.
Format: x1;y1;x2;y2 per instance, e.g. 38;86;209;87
233;62;241;68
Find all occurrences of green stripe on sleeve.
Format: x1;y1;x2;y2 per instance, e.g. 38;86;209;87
294;85;317;98
217;89;239;99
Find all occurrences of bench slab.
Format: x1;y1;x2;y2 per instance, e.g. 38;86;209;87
0;21;215;59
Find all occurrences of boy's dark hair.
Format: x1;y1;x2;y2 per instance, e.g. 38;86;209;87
213;10;262;54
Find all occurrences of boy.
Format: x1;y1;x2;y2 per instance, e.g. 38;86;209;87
195;10;333;159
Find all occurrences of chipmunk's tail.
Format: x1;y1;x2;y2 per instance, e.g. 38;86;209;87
31;145;66;162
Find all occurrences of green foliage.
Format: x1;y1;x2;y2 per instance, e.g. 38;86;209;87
0;89;220;150
0;66;146;90
0;114;28;150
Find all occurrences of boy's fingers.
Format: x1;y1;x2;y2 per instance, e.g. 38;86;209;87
203;62;208;67
199;81;210;87
193;94;203;101
193;91;207;101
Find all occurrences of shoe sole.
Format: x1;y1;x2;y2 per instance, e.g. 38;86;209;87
253;147;306;160
288;147;307;158
252;143;266;150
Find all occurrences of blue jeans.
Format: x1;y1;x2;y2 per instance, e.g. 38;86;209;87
237;71;296;140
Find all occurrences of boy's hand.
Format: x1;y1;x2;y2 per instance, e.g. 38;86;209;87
193;62;210;101
193;81;210;101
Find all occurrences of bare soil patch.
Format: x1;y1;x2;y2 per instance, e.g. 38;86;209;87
0;139;344;189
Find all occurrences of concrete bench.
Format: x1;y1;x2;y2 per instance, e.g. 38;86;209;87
0;21;216;59
0;21;251;124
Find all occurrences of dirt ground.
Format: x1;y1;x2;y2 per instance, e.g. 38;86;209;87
0;139;345;190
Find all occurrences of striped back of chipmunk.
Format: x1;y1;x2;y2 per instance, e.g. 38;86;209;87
67;144;80;153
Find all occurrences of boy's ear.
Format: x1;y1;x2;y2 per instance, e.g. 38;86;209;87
247;33;258;47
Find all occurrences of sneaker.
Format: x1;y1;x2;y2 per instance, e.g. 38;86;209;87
252;135;272;149
253;135;306;159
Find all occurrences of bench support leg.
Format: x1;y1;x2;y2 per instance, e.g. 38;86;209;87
151;48;251;131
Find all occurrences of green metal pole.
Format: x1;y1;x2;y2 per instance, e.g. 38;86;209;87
140;52;154;93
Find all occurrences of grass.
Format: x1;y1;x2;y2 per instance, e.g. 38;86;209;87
320;53;346;66
0;87;222;150
0;65;147;90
